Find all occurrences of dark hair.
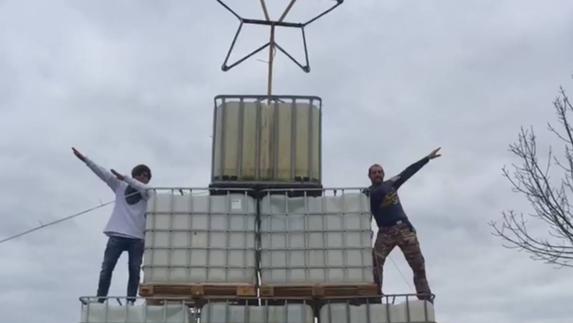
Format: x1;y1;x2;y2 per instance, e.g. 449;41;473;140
368;163;383;176
132;164;151;179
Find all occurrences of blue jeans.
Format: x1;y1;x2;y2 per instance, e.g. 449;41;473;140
96;236;144;301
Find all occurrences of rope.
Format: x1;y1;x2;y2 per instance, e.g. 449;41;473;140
388;254;415;290
0;198;116;245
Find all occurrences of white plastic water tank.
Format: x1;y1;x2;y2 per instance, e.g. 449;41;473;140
200;302;314;323
259;190;373;284
390;300;435;322
143;190;257;284
211;96;321;185
80;302;189;323
319;300;435;323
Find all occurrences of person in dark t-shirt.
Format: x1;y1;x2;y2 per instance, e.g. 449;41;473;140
365;147;441;301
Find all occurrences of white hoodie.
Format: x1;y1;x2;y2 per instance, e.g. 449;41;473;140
85;158;149;240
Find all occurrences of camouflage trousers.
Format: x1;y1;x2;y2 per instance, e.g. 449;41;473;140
372;223;432;300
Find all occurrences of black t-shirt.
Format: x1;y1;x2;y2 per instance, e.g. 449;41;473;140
368;156;429;228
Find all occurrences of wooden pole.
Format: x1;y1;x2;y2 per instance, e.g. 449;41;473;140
267;25;276;100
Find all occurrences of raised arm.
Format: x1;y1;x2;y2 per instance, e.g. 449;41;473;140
111;169;151;200
391;147;442;189
72;147;120;191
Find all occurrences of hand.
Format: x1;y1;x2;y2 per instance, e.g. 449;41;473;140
111;169;125;181
72;147;86;162
428;147;442;160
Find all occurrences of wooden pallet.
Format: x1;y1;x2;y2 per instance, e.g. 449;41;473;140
139;283;257;298
260;283;379;299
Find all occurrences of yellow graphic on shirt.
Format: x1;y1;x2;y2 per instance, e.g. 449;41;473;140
381;191;400;207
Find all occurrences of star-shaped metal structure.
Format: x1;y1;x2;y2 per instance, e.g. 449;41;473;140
216;0;344;96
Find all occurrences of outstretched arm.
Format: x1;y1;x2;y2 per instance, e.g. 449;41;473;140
72;147;86;162
391;147;442;189
111;169;151;200
72;147;120;191
427;147;442;160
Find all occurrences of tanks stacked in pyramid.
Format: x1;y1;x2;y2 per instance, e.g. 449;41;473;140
140;95;376;299
79;95;436;323
79;1;437;322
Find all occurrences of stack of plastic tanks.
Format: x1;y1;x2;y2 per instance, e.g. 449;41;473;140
197;95;437;323
77;95;437;323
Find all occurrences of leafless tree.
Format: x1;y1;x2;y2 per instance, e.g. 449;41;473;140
492;87;573;267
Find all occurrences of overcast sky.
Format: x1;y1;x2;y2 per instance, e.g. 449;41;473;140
2;0;573;322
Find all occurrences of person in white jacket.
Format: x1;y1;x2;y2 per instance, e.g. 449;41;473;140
72;147;151;303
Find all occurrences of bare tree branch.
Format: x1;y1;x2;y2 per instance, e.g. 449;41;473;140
491;87;573;267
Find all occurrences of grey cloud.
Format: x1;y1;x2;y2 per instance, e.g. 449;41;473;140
2;1;573;323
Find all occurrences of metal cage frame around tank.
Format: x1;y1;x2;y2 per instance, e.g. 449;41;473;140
211;95;323;188
257;187;374;285
142;187;258;285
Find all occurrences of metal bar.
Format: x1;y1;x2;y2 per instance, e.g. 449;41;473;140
221;22;244;71
279;0;297;22
274;43;308;72
255;192;261;288
226;42;271;71
291;98;297;181
215;0;243;20
144;264;256;269
148;211;259;217
302;27;310;71
84;299;90;323
304;0;343;26
166;192;175;282
187;190;194;280
225;193;231;281
150;186;255;192
151;186;371;194
321;192;328;280
318;99;323;183
385;299;392;323
272;99;279;178
214;94;322;101
308;98;315;181
238;98;245;178
245;299;251;323
341;191;348;281
206;193;213;281
147;193;159;278
243;18;304;28
304;190;310;281
259;0;271;21
220;98;227;178
211;98;218;180
366;298;372;323
255;100;262;180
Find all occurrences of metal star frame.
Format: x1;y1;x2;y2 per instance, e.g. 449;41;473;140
216;0;344;96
